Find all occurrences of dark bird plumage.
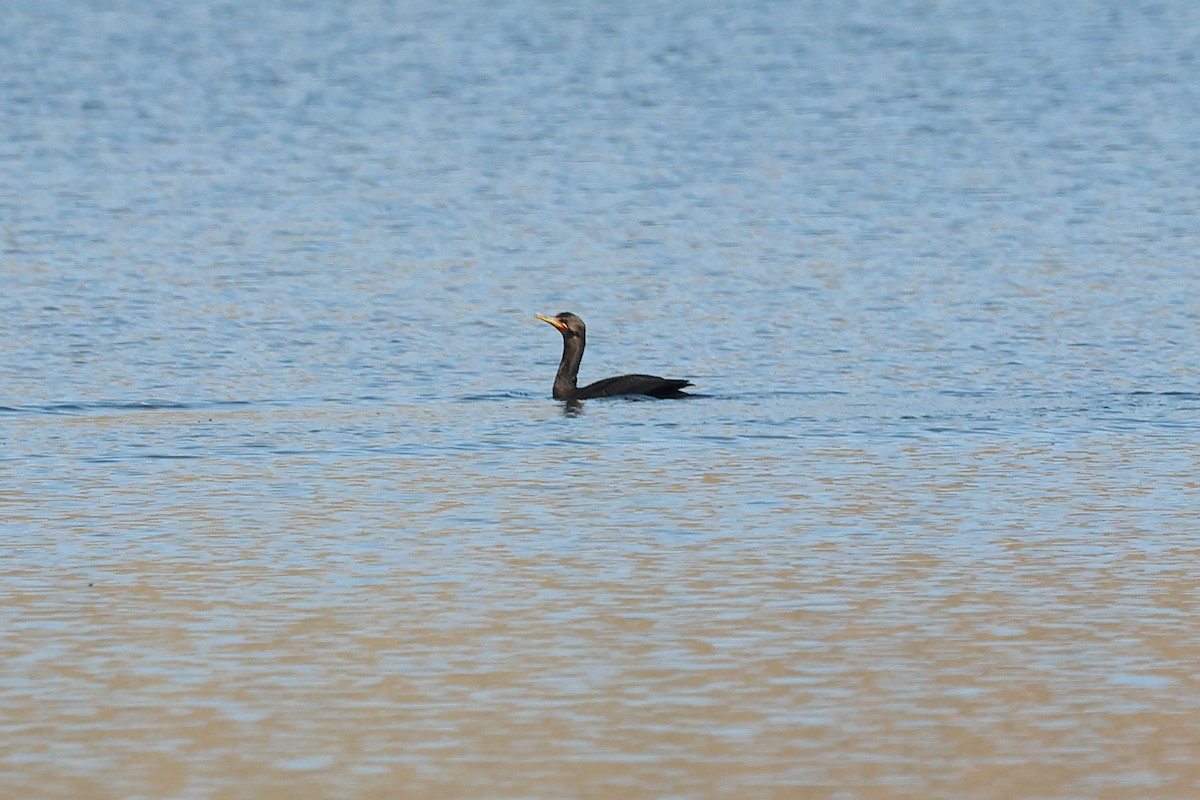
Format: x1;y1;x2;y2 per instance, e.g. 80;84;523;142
536;311;693;401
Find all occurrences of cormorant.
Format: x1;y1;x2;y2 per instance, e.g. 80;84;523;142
536;311;693;401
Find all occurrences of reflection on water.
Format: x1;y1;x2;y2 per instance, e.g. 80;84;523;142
4;405;1199;798
5;0;1200;796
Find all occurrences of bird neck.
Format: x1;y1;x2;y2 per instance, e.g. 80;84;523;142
553;335;585;400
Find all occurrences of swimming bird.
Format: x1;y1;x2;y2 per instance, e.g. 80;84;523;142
535;311;693;401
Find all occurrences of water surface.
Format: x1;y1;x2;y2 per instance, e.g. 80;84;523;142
3;1;1199;798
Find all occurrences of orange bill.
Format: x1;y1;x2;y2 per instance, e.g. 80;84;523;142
535;313;567;332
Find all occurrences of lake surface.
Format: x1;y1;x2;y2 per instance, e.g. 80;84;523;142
3;0;1199;797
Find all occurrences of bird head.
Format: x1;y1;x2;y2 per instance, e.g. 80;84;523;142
536;311;586;339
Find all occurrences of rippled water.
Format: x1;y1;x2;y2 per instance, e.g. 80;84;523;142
3;0;1200;798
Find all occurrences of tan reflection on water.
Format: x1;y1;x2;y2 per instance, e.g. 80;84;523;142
3;430;1199;799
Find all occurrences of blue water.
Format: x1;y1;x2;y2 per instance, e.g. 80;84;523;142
3;1;1199;798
